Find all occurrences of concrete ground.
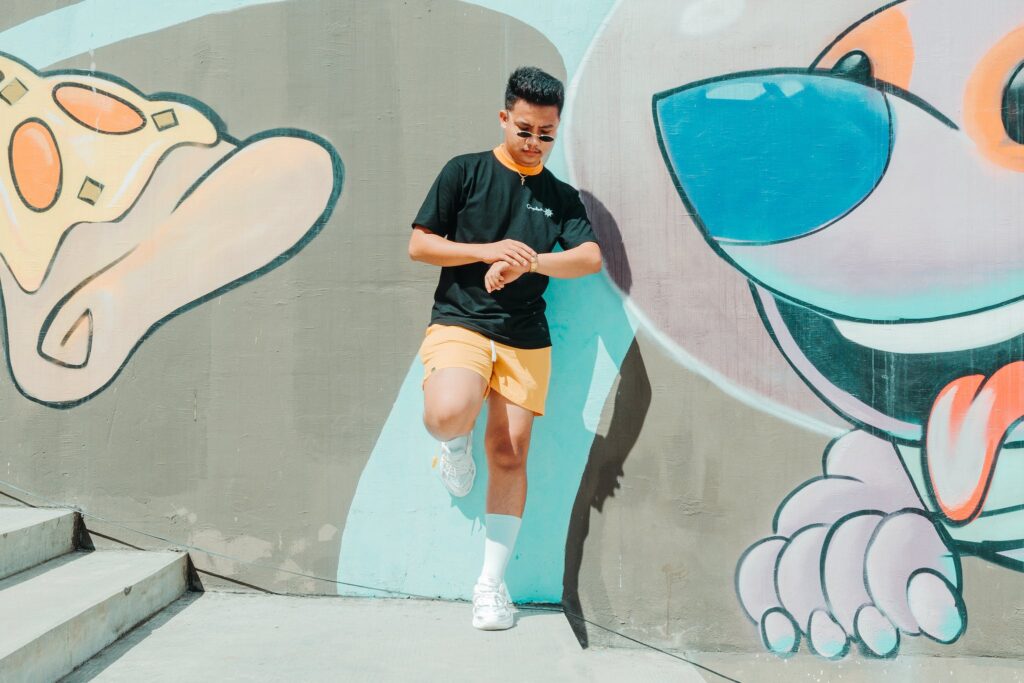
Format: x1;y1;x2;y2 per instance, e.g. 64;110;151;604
62;593;1024;683
62;593;708;682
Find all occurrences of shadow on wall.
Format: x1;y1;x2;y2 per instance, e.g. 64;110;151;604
581;190;632;294
562;337;652;647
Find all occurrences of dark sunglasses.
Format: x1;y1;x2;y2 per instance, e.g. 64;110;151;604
506;112;556;142
513;129;555;143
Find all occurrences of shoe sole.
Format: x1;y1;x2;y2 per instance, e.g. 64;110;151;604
472;616;514;630
442;468;474;497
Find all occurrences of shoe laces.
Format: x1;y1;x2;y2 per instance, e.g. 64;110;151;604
440;450;472;477
474;583;512;613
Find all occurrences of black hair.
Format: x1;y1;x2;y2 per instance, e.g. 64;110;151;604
505;66;564;115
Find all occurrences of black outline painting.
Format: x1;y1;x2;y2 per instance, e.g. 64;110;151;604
0;51;343;407
651;0;1024;660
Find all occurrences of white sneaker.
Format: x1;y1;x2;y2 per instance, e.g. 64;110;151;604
439;434;475;497
472;580;515;630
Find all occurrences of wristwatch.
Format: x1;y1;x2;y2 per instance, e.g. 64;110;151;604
529;255;539;273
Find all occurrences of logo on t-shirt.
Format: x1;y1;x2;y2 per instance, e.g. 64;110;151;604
526;203;554;219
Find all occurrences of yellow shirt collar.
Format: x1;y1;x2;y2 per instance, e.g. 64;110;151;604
493;144;543;177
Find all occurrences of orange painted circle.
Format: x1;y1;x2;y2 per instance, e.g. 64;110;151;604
53;83;145;134
815;7;915;91
964;26;1024;172
10;120;61;211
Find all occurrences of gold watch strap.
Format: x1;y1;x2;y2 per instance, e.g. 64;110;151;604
530;255;539;273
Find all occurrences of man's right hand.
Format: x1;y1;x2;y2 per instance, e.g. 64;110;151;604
476;240;536;267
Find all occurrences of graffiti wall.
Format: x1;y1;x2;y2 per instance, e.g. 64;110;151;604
570;0;1024;661
3;0;1024;665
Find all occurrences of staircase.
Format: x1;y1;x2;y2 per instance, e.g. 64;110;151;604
0;506;188;682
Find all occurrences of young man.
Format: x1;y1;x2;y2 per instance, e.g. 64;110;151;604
408;67;602;630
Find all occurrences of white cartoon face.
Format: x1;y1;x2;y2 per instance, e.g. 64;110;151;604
653;1;1024;446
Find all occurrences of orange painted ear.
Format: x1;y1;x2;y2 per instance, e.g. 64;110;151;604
814;6;915;91
53;83;146;135
964;26;1024;172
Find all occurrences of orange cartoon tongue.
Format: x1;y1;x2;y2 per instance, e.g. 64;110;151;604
926;361;1024;523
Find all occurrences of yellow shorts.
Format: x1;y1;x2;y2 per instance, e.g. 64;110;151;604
418;324;551;415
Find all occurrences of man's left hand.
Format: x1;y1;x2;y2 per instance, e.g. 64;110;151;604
485;260;529;293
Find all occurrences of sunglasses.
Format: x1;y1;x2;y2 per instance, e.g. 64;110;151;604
513;129;555;143
506;112;555;142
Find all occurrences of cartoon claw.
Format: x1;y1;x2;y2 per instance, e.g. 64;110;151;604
761;607;800;657
822;511;884;633
907;569;966;644
776;525;831;633
736;537;786;623
863;510;961;635
736;537;803;657
854;604;899;657
808;608;848;659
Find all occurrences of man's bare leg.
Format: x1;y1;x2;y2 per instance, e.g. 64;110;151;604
422;368;487;441
472;390;535;629
483;391;535;516
423;367;487;497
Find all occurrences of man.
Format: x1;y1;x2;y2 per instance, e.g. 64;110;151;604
408;66;602;630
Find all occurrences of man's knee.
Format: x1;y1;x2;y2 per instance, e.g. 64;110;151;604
486;433;528;471
423;402;475;440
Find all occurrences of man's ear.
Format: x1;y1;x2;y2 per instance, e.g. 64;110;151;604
498;109;509;127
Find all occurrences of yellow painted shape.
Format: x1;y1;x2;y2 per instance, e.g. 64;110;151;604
1;78;28;105
152;109;179;131
0;54;219;292
76;176;104;205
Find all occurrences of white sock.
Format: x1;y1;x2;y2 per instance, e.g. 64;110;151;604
479;513;521;585
444;434;470;457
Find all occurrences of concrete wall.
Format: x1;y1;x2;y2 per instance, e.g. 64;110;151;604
3;0;1024;665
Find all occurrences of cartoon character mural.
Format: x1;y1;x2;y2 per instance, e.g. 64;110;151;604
653;0;1024;659
9;0;1021;660
0;52;342;406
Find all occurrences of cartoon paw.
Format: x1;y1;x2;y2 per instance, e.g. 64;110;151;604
736;508;965;659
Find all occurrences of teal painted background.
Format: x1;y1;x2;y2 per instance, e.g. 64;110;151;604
336;0;631;601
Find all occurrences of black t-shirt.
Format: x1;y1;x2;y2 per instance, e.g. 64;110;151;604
412;150;598;349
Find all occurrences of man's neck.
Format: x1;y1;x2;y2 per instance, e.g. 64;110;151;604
493;144;543;176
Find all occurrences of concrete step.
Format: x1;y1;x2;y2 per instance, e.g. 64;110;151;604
0;549;188;683
0;507;76;580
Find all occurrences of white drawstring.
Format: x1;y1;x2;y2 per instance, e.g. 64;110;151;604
490;340;497;363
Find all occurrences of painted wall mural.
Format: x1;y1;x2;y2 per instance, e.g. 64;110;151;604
651;0;1024;659
0;51;341;407
3;0;1023;668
